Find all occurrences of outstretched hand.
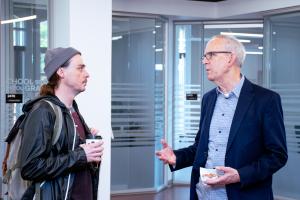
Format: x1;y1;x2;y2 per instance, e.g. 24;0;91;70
155;139;176;165
204;166;240;186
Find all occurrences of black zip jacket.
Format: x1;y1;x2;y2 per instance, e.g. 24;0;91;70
19;95;99;200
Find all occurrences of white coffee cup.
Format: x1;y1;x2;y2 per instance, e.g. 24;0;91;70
86;135;102;144
86;139;101;144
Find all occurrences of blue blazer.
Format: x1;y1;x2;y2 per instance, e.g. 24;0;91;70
172;78;288;200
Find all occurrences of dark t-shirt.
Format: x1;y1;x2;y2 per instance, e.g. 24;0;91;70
70;110;93;200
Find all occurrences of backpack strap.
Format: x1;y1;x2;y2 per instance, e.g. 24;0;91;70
34;100;63;200
42;100;63;145
35;183;41;200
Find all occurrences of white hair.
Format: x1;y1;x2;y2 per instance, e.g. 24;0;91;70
211;34;246;67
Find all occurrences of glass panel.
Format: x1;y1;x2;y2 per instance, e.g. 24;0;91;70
0;0;48;190
154;19;165;188
111;16;165;191
173;24;203;183
267;12;300;199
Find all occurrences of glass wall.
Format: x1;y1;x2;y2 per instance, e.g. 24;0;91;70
173;22;263;183
0;0;48;196
266;12;300;199
173;23;203;183
111;15;166;192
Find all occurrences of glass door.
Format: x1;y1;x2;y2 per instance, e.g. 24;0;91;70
265;12;300;199
0;0;48;196
111;15;166;192
173;23;203;183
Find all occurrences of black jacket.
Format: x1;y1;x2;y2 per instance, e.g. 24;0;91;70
19;95;99;200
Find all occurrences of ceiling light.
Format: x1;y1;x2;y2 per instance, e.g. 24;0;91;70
246;51;263;55
1;15;37;24
221;32;263;38
112;36;123;41
237;39;251;43
205;24;263;29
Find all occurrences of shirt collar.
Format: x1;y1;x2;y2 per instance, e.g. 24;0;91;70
216;75;245;98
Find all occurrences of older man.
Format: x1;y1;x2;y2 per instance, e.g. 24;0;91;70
156;35;288;200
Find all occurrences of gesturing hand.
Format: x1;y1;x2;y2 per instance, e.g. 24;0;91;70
204;166;240;186
155;139;176;165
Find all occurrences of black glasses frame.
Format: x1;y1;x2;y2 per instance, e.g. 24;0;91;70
202;51;232;60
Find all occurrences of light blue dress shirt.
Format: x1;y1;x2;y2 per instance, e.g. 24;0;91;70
196;76;245;200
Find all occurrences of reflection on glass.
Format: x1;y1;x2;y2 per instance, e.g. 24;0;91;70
111;16;165;192
173;24;203;183
0;0;48;166
267;12;300;199
13;21;25;46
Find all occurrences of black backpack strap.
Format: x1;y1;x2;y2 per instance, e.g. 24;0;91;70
5;114;26;143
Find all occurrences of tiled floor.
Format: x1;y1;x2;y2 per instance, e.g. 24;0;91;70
111;185;190;200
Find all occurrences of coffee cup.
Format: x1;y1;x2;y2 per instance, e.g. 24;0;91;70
86;135;102;144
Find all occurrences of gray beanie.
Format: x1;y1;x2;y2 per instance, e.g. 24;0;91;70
44;47;81;80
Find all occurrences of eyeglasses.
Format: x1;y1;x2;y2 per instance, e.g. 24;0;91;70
202;51;232;60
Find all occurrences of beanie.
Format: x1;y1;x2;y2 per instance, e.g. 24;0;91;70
44;47;81;80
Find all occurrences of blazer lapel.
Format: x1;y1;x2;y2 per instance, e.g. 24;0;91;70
226;79;255;153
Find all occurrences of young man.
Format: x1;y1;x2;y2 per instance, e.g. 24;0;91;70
19;47;104;199
156;35;288;200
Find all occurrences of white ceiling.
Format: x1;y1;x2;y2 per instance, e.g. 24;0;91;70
113;0;300;20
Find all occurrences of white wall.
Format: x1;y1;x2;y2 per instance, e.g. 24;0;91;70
51;0;112;199
49;0;69;47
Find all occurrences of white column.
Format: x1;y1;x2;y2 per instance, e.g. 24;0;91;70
50;1;112;199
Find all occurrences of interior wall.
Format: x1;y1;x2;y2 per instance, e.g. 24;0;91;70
49;0;69;48
51;0;112;199
69;1;112;199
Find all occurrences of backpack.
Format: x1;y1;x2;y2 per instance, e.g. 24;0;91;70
2;99;63;200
